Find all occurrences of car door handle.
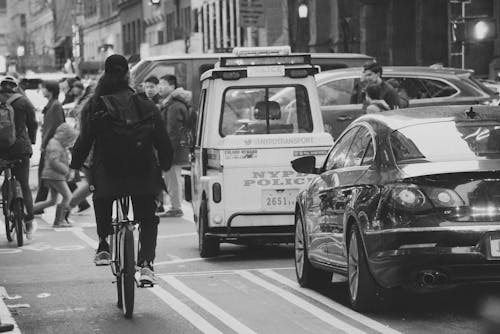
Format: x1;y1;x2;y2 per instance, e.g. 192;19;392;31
336;116;353;121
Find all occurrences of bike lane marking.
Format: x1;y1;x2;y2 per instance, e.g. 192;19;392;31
236;270;369;334
259;269;403;334
161;275;258;334
0;287;22;334
149;285;224;334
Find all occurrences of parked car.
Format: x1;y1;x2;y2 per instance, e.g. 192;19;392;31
313;66;499;139
130;51;373;106
292;105;500;312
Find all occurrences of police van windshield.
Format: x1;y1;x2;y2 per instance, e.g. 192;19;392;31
220;85;313;136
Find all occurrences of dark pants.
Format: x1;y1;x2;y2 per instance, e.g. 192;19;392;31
93;195;159;264
35;152;48;202
11;156;34;219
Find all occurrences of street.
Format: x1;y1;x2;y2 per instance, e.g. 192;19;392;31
0;200;497;334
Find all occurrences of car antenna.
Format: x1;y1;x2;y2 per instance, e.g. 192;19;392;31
466;107;477;119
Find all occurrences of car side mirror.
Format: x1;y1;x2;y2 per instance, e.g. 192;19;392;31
291;156;320;174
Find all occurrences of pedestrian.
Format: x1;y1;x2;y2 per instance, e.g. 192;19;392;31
386;78;410;108
70;54;173;284
0;76;38;238
34;80;65;213
33;123;78;227
60;77;78;105
139;75;161;105
362;61;402;110
365;83;390;113
158;74;193;218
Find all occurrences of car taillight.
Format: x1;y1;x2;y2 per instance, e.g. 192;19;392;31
388;184;432;211
420;186;465;208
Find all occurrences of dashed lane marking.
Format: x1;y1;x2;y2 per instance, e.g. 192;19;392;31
154;255;235;266
71;228;98;249
162;275;258;334
149;285;224;334
260;269;404;334
237;270;369;334
157;267;294;277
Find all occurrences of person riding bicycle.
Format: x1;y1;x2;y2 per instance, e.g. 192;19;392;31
70;54;173;284
0;76;38;238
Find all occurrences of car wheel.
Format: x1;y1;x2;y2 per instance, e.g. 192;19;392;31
295;211;330;288
198;200;219;258
347;224;382;312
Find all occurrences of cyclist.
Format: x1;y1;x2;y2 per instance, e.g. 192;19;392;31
70;54;173;284
0;76;38;238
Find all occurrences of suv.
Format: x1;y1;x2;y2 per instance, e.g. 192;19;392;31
185;47;333;257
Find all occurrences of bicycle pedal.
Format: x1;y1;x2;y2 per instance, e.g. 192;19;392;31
139;281;155;288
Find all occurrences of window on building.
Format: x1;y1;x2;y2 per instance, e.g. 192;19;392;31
166;12;175;42
193;8;199;32
20;14;26;28
157;30;164;45
0;0;6;12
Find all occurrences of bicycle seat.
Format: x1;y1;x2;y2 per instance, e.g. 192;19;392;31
0;159;21;169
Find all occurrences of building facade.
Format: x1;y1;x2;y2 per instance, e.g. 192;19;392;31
118;0;143;63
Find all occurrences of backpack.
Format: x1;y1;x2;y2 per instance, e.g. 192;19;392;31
0;93;22;149
95;94;156;174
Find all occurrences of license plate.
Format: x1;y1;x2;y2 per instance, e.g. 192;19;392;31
490;236;500;258
262;189;298;211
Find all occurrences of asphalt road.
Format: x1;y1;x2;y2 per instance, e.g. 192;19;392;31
1;197;499;334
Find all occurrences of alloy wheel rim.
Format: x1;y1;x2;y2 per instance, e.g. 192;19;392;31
295;218;305;278
348;232;359;300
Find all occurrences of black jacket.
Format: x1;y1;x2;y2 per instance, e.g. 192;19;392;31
41;98;65;150
0;88;37;158
70;88;173;199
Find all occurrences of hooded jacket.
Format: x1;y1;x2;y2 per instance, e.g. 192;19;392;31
70;88;173;199
160;88;193;165
41;123;78;181
0;87;37;158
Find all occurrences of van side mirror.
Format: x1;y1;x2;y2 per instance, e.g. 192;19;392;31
291;156;320;174
254;101;281;120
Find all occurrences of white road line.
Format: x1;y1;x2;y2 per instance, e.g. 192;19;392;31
162;275;258;334
260;270;403;334
71;228;98;249
0;287;22;334
154;254;234;266
237;270;369;334
135;232;196;241
148;285;223;334
157;267;294;277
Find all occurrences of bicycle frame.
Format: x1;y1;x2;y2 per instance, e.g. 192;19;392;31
2;167;24;211
110;197;136;277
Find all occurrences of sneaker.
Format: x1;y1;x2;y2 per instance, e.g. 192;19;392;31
155;205;165;215
76;202;91;215
25;219;34;240
53;221;73;228
139;263;156;284
162;209;183;218
94;251;111;266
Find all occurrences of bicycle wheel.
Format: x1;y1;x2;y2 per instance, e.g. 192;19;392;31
2;186;11;242
4;204;12;242
120;228;135;318
12;199;23;247
110;232;122;308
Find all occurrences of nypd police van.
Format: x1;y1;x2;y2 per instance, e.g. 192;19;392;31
186;46;333;257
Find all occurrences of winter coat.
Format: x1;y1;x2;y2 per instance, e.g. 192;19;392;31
70;87;173;199
41;123;78;181
41;98;65;150
379;81;402;110
0;88;37;159
160;88;192;165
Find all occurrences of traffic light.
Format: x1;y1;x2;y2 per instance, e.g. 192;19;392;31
452;18;496;43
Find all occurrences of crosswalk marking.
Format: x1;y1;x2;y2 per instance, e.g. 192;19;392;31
237;270;370;334
259;269;403;334
149;285;224;334
162;275;258;334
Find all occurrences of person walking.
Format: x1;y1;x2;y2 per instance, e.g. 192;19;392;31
70;54;173;283
158;74;192;218
0;76;38;238
362;61;402;110
33;123;78;227
34;81;65;210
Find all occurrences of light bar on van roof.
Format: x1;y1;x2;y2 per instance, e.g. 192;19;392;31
232;46;291;56
220;55;312;68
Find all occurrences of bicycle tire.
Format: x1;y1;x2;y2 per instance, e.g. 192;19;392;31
2;186;11;242
120;228;135;318
12;199;23;247
4;205;12;242
110;232;122;308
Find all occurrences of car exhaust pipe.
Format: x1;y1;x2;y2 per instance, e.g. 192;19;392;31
417;270;448;287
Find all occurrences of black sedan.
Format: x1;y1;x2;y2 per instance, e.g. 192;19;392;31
292;105;500;312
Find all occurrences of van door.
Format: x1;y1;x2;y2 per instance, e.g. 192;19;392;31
191;87;208;216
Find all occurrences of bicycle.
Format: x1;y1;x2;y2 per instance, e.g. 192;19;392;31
0;159;25;247
109;197;154;319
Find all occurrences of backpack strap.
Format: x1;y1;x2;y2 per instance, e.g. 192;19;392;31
6;93;22;105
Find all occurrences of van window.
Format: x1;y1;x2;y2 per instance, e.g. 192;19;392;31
196;89;207;146
220;85;313;136
151;61;187;88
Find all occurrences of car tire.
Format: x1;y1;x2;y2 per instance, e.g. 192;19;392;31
198;200;219;258
295;211;330;288
347;224;382;312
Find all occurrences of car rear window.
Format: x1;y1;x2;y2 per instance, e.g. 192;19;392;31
220;85;313;136
391;121;500;163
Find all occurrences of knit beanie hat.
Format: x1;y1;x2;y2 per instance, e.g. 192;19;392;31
104;54;129;75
